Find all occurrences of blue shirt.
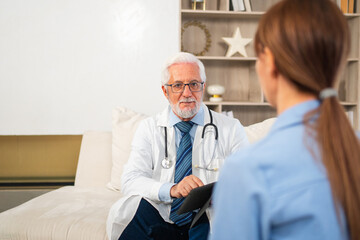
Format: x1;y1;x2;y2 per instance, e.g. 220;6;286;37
210;100;348;240
158;105;205;202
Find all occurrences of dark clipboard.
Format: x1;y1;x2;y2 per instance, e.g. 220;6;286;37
177;182;216;228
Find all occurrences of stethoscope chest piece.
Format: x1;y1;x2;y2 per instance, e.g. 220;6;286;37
161;158;172;169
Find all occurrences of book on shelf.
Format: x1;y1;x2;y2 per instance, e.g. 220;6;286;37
231;0;245;11
349;0;354;13
355;0;358;12
336;0;341;8
229;0;234;10
239;0;245;11
231;0;238;11
338;0;357;13
341;0;348;13
244;0;252;12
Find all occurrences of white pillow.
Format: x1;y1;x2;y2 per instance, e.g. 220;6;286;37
244;118;277;143
107;107;147;191
75;131;112;187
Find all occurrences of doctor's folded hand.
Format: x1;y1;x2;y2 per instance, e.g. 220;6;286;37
170;175;204;198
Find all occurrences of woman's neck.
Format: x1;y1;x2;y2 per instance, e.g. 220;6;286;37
276;76;317;115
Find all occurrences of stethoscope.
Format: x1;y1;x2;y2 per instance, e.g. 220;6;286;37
161;108;219;171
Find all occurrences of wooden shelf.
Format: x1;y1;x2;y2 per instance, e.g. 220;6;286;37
198;56;257;61
182;10;360;17
200;56;357;62
182;10;360;19
181;0;360;128
344;13;360;18
341;102;358;106
204;101;270;106
181;9;263;18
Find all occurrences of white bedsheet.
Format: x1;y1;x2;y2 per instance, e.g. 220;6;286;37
0;186;121;240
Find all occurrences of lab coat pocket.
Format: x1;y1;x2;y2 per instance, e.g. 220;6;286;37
204;158;223;183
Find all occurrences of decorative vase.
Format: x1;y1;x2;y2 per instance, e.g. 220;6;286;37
207;84;225;102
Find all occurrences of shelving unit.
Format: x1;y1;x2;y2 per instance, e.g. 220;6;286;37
180;0;360;129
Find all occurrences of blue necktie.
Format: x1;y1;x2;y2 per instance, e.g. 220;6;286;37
170;121;194;226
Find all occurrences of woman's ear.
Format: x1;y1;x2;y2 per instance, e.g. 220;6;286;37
264;47;278;78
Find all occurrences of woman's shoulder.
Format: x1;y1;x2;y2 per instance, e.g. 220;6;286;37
223;125;317;182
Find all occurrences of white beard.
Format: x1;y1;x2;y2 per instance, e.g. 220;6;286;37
170;97;200;119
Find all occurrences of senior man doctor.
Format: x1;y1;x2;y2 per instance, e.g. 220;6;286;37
107;52;249;240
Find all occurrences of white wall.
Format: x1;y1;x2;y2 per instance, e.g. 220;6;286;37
0;0;179;135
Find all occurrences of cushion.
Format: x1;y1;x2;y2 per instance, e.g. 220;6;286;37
107;107;147;191
75;131;112;187
245;118;277;143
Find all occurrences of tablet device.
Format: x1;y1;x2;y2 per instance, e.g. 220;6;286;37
177;182;215;215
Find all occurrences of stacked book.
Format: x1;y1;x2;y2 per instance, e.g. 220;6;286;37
231;0;251;12
338;0;357;13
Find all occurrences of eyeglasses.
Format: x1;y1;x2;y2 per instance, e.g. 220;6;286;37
165;81;204;93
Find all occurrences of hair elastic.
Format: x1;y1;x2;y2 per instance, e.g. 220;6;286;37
319;88;338;100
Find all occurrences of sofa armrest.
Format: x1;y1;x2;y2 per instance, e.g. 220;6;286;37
75;131;112;187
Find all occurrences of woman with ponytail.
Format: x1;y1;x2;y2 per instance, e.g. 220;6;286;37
210;0;360;239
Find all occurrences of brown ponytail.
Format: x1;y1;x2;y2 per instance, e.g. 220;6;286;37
255;0;360;239
316;96;360;239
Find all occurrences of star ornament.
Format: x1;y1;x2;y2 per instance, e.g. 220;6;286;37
222;27;252;57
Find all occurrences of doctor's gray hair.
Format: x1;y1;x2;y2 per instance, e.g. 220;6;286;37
161;52;206;86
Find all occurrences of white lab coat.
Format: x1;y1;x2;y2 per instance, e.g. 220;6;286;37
107;104;249;240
